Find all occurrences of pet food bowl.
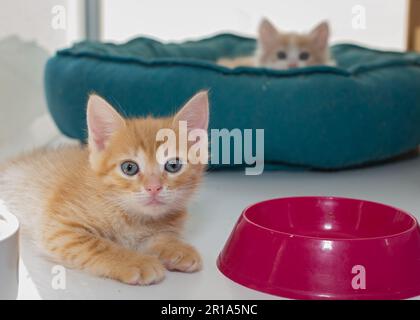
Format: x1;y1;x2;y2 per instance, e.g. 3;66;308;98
0;201;20;300
217;196;420;300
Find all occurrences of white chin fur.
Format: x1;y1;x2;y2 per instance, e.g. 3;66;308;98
109;185;195;219
121;200;172;218
117;192;190;219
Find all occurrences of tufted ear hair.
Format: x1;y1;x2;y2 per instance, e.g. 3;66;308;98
258;18;280;48
86;94;125;153
173;91;209;132
310;21;330;50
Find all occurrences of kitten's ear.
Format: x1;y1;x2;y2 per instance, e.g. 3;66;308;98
258;18;279;47
87;94;125;152
173;91;209;131
310;21;330;50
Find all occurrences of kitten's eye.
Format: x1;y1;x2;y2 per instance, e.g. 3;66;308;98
164;158;183;174
277;51;287;60
121;161;139;176
299;51;310;60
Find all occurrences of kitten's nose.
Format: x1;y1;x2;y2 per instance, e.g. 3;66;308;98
288;62;298;68
145;184;163;195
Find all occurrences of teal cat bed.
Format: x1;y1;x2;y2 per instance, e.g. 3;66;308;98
44;34;420;170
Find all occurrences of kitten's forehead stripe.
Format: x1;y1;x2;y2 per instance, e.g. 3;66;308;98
92;112;205;198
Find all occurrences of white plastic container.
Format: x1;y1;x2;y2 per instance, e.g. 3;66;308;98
0;201;19;300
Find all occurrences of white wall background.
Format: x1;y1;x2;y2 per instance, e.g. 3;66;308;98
0;0;84;53
0;0;84;160
0;0;409;57
103;0;407;51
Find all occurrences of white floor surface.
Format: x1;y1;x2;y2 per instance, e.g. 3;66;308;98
16;154;420;299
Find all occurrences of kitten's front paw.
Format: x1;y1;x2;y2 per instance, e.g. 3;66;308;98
117;256;165;285
156;243;202;273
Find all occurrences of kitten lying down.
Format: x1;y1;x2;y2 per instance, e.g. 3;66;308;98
218;18;335;70
0;91;209;285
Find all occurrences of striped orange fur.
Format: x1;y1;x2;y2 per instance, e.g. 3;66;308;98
0;91;209;285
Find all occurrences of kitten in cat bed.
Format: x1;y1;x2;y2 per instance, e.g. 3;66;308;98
0;91;209;285
218;18;334;70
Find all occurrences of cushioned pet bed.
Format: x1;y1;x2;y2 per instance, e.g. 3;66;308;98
45;34;420;170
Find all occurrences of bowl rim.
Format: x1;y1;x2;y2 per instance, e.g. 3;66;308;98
242;196;418;241
0;200;20;243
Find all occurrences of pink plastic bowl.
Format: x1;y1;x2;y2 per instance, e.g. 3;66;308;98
217;197;420;300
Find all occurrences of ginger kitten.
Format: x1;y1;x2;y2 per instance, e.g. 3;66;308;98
0;91;209;285
218;18;333;70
